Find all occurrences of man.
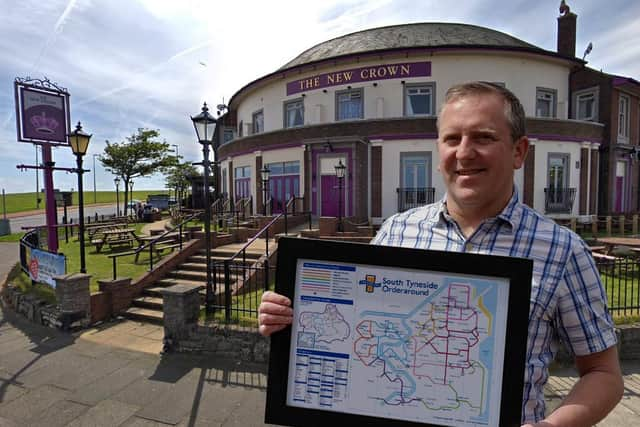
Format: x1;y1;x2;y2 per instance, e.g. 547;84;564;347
259;82;623;426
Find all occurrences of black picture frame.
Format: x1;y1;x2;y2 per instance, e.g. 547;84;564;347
266;237;532;427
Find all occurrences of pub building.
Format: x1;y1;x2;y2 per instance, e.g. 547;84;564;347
214;3;640;225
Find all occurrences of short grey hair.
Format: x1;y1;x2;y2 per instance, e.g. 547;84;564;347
437;81;526;142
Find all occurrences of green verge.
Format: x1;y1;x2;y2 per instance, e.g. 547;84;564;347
0;190;170;215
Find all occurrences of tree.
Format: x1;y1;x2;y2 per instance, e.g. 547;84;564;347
100;128;178;215
166;162;198;209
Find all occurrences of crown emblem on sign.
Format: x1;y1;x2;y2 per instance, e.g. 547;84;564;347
30;112;59;134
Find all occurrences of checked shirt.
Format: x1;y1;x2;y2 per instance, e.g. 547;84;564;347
371;192;617;423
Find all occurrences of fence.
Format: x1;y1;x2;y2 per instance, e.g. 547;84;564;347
596;257;640;317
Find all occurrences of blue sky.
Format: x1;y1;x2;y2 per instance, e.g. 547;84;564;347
1;0;638;194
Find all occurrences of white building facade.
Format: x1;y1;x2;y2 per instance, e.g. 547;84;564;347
217;16;603;223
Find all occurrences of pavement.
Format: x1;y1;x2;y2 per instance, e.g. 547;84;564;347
1;241;640;425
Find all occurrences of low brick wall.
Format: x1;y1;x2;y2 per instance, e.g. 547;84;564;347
2;285;87;330
169;324;270;363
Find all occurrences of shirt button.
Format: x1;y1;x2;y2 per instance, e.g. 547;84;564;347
465;243;472;252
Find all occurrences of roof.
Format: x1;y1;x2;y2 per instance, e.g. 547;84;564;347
279;22;547;70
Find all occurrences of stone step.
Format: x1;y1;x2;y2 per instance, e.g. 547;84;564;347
131;296;163;310
123;307;163;324
198;248;265;258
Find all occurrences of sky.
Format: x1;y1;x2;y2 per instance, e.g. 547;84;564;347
1;0;638;195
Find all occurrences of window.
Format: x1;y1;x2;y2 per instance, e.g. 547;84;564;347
252;110;264;134
234;166;251;179
336;88;363;121
619;94;630;139
404;83;435;116
575;89;598;121
238;120;243;137
223;128;234;144
536;88;557;118
284;99;304;128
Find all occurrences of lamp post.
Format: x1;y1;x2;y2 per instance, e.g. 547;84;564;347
68;122;92;274
261;165;270;216
191;102;217;314
335;159;346;232
114;177;120;216
92;153;98;203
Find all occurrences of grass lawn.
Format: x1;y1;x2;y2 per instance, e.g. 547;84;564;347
6;222;163;302
1;190;170;214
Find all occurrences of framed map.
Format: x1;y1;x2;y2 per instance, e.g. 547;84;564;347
266;237;532;427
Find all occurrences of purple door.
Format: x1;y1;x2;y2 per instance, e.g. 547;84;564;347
235;178;250;200
270;175;299;213
321;175;339;216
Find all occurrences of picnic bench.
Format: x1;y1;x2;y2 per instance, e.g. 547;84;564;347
92;228;140;253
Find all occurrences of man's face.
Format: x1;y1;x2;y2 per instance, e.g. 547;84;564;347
437;93;528;217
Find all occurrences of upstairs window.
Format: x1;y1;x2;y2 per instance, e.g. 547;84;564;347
536;88;557;118
252;110;264;134
619;94;630;139
336;88;363;121
284;99;304;128
575;89;598;121
222;128;234;144
404;83;435;116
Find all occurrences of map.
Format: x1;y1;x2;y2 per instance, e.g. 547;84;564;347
287;260;509;427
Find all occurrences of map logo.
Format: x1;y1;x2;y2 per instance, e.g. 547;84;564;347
359;274;381;293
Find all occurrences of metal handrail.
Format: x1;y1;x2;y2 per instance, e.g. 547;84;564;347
214;212;284;321
108;211;201;279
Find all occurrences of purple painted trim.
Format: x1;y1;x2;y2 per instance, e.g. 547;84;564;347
369;133;438;140
286;62;431;96
613;76;640;87
528;134;602;143
228;45;578;108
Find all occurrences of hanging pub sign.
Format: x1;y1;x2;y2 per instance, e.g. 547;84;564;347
14;77;71;145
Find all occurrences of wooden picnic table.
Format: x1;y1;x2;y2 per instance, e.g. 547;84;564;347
595;237;640;255
92;228;140;252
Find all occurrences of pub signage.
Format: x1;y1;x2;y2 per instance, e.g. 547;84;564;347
286;61;431;96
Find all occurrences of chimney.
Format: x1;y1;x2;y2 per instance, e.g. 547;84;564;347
557;0;577;57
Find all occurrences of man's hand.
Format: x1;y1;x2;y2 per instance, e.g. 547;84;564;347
258;291;293;337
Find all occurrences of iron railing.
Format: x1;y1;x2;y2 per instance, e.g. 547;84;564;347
397;187;436;212
595;257;640;317
544;187;576;214
211;212;284;321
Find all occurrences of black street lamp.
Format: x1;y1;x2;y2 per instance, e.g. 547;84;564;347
261;165;270;216
68;122;92;274
191;102;217;313
114;177;120;216
335;159;346;232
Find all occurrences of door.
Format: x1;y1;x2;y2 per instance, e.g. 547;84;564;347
615;160;627;212
400;152;432;209
319;156;346;217
547;154;569;211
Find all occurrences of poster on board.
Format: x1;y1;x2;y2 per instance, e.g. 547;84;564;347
266;237;532;427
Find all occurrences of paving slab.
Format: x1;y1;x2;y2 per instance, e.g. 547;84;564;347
27;398;90;427
66;399;141;427
67;363;152;406
0;384;69;422
0;380;28;405
121;416;175;426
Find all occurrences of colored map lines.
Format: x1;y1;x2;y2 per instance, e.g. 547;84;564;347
300;266;332;294
352;283;490;415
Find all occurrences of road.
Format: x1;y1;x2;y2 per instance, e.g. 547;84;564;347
8;204;123;234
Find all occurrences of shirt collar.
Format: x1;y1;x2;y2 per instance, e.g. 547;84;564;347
437;188;521;232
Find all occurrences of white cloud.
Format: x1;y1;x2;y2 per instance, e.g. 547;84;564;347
1;0;639;193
